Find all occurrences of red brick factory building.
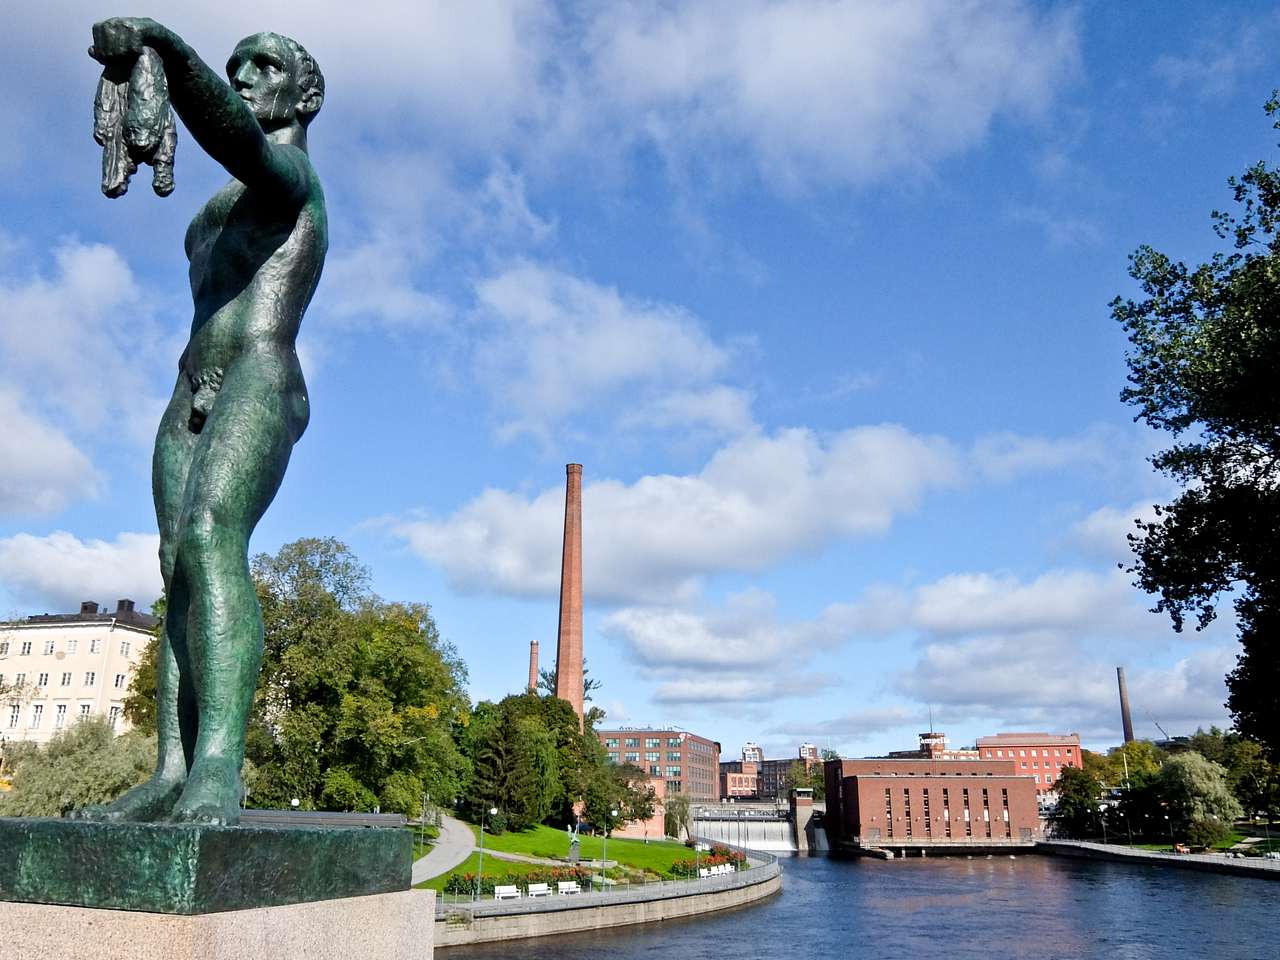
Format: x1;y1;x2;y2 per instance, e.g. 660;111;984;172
598;728;721;801
824;739;1041;853
974;732;1082;793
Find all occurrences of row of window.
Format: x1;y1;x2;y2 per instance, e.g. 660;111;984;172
984;747;1074;759
604;736;685;749
1;672;125;689
0;638;132;658
7;703;122;730
881;786;1012;840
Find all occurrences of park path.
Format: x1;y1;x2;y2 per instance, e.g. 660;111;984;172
411;813;476;885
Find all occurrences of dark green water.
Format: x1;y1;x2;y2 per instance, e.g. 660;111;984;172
445;854;1280;960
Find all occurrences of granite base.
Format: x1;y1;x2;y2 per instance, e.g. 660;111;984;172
0;888;434;960
0;817;411;914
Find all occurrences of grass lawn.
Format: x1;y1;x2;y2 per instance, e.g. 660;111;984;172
408;824;440;861
1132;830;1280;855
463;823;692;874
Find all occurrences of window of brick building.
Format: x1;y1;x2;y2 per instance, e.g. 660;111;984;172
20;642;31;656
30;704;43;729
942;788;951;838
884;788;893;837
61;672;72;686
67;639;77;654
43;640;55;655
37;673;49;687
84;672;96;686
624;738;638;748
55;704;67;729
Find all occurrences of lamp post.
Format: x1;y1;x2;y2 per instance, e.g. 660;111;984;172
476;806;497;901
600;808;617;890
1164;814;1173;849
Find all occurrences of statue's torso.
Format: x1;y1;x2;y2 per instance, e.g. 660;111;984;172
181;164;327;404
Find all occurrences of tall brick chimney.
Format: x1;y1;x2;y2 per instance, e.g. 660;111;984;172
554;463;584;725
1117;666;1135;744
528;640;539;694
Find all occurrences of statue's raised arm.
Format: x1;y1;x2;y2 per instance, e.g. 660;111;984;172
90;17;320;203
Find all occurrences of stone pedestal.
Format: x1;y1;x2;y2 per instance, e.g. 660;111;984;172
0;817;411;914
0;888;435;960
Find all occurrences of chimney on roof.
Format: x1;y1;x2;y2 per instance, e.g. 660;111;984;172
1117;666;1135;744
80;601;99;615
528;640;539;694
554;464;584;727
116;599;135;614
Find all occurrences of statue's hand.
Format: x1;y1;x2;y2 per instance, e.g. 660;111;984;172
89;17;161;63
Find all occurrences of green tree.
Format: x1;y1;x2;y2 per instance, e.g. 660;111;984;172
1155;751;1243;840
240;539;471;816
664;792;691;840
1112;95;1280;758
1053;765;1102;839
537;660;603;703
0;718;154;816
121;596;165;736
785;759;826;800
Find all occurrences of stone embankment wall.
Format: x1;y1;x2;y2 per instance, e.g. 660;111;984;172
435;861;782;948
1038;840;1280;881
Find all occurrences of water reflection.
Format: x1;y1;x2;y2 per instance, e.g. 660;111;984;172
442;854;1280;960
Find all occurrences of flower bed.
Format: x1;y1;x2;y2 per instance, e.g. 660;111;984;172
442;865;596;897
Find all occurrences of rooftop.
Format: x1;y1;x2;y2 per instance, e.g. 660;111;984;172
7;599;158;632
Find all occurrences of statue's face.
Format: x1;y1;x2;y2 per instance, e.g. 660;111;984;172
227;34;302;128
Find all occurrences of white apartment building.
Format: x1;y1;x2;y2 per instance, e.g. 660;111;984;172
0;600;155;744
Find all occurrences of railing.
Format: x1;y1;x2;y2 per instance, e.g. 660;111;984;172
433;842;780;918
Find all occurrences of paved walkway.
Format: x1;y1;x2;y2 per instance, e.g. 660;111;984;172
412;814;477;885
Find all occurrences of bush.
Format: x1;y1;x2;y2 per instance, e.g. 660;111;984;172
1185;817;1230;849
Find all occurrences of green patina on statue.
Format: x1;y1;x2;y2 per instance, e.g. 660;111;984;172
78;18;327;826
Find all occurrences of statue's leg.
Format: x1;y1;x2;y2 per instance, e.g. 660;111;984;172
73;379;197;821
168;361;296;825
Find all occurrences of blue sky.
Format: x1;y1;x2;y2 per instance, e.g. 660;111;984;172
1;1;1270;760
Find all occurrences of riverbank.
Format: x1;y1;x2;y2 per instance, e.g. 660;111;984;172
434;855;781;948
1038;839;1280;880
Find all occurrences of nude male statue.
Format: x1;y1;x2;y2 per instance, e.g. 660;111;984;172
77;18;327;825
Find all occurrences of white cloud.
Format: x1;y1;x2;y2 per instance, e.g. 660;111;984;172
0;240;171;443
584;0;1080;190
822;565;1238;739
0;531;161;612
773;705;922;741
603;590;857;669
909;569;1141;636
651;672;836;706
1070;500;1161;561
395;423;956;603
0;391;101;516
471;262;744;441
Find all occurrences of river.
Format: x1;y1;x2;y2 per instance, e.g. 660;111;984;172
443;853;1280;960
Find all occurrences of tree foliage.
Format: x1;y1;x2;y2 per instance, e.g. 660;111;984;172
0;718;154;816
122;539;471;815
1053;765;1102;839
1156;751;1243;837
1112;94;1280;757
663;792;692;840
243;539;471;816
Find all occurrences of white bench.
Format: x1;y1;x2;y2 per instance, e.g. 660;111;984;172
698;868;710;878
493;885;522;900
556;881;581;895
526;883;551;898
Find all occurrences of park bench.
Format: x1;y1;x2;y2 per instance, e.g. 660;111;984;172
526;883;551;898
698;868;710;878
493;885;522;900
556;881;581;895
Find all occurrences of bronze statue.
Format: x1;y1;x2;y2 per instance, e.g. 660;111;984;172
77;18;327;825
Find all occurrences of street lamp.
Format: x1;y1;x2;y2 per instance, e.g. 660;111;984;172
600;808;617;890
476;806;497;901
1164;814;1173;849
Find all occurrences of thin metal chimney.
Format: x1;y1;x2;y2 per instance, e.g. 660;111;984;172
554;464;584;725
1117;666;1135;744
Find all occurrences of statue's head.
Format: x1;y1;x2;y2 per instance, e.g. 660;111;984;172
226;32;324;130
